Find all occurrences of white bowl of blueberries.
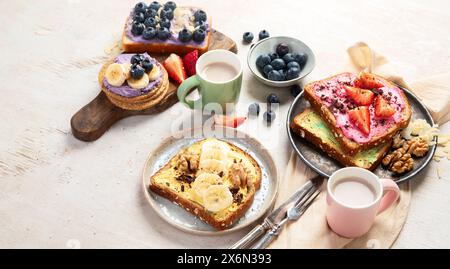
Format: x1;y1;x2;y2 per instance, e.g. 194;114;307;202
247;36;315;87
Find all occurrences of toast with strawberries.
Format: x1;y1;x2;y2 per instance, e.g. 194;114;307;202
303;72;412;154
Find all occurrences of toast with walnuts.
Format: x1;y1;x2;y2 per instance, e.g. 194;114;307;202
122;2;212;55
304;72;411;154
291;108;391;170
149;138;262;230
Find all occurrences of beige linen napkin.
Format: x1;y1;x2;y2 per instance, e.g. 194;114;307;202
269;42;450;249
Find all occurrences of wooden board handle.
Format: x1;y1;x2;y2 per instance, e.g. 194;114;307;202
71;92;128;142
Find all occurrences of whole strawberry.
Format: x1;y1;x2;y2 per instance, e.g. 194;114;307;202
183;50;199;77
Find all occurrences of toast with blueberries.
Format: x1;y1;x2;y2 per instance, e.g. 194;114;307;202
303;72;412;154
291;108;391;170
122;1;212;55
149;138;262;230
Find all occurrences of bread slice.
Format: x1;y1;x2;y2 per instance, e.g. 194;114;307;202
122;7;212;55
149;138;262;230
304;72;411;154
290;108;391;170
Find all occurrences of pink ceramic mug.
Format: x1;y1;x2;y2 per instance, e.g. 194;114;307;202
326;167;400;238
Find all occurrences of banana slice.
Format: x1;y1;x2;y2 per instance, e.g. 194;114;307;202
148;66;161;81
198;159;228;177
200;147;228;163
122;63;132;79
105;63;127;87
192;173;221;200
127;73;150;89
203;185;233;212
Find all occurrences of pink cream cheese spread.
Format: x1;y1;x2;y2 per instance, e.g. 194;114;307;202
311;73;406;143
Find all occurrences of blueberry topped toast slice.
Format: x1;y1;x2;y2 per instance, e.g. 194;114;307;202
149;138;262;230
122;1;212;54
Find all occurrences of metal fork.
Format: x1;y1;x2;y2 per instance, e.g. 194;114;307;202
251;186;321;249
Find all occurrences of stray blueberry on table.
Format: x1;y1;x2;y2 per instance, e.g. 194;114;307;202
276;43;290;57
266;93;280;104
248;103;260;116
242;32;254;43
264;110;276;123
290;84;302;97
258;30;270;40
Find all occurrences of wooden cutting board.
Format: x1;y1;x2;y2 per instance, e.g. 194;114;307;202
71;29;237;142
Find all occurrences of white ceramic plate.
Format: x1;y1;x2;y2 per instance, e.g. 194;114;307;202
142;127;279;235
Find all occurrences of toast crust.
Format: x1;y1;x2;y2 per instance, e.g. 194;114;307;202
290;109;391;170
304;72;412;154
122;18;212;55
98;59;169;110
149;139;262;230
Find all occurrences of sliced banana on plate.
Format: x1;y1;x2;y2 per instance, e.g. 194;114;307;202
148;66;161;81
198;159;228;177
105;63;128;87
127;73;150;89
203;185;233;213
192;173;221;199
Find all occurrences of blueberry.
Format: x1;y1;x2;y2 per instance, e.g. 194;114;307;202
133;12;145;23
157;27;171;40
264;110;276;123
267;93;280;104
143;27;157;40
248;103;260;116
286;67;301;80
160;7;174;20
258;30;270;40
293;52;308;66
144;17;157;28
194;10;207;22
131;54;145;65
193;28;206;42
149;1;161;10
279;69;286;80
276;43;290;57
130;64;145;80
269;53;279;61
131;22;145;35
290;84;302;97
267;70;283;81
263;65;273;77
134;2;147;14
270;58;286;70
256;55;271;69
144;8;157;19
242;32;254;43
159;18;171;29
282;53;295;63
195;21;207;31
164;1;177;11
287;61;300;70
141;59;154;72
178;28;193;42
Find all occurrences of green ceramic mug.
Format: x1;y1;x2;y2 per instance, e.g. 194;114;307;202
177;50;243;111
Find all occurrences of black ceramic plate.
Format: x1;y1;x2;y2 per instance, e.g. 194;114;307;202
286;86;437;184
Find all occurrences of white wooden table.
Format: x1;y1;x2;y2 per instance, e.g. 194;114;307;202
1;0;449;248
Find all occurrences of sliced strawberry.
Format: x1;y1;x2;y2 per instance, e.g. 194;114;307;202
214;115;247;128
163;53;186;84
183;50;198;77
354;72;384;89
344;85;375;106
348;106;371;135
374;96;396;118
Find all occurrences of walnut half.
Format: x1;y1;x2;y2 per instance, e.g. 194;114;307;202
230;162;253;189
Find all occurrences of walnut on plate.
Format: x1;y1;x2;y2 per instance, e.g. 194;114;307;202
406;138;429;157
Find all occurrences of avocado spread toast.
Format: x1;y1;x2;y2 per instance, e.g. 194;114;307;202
291;108;391;170
149;138;262;230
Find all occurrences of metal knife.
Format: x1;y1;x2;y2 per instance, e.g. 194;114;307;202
230;176;324;249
